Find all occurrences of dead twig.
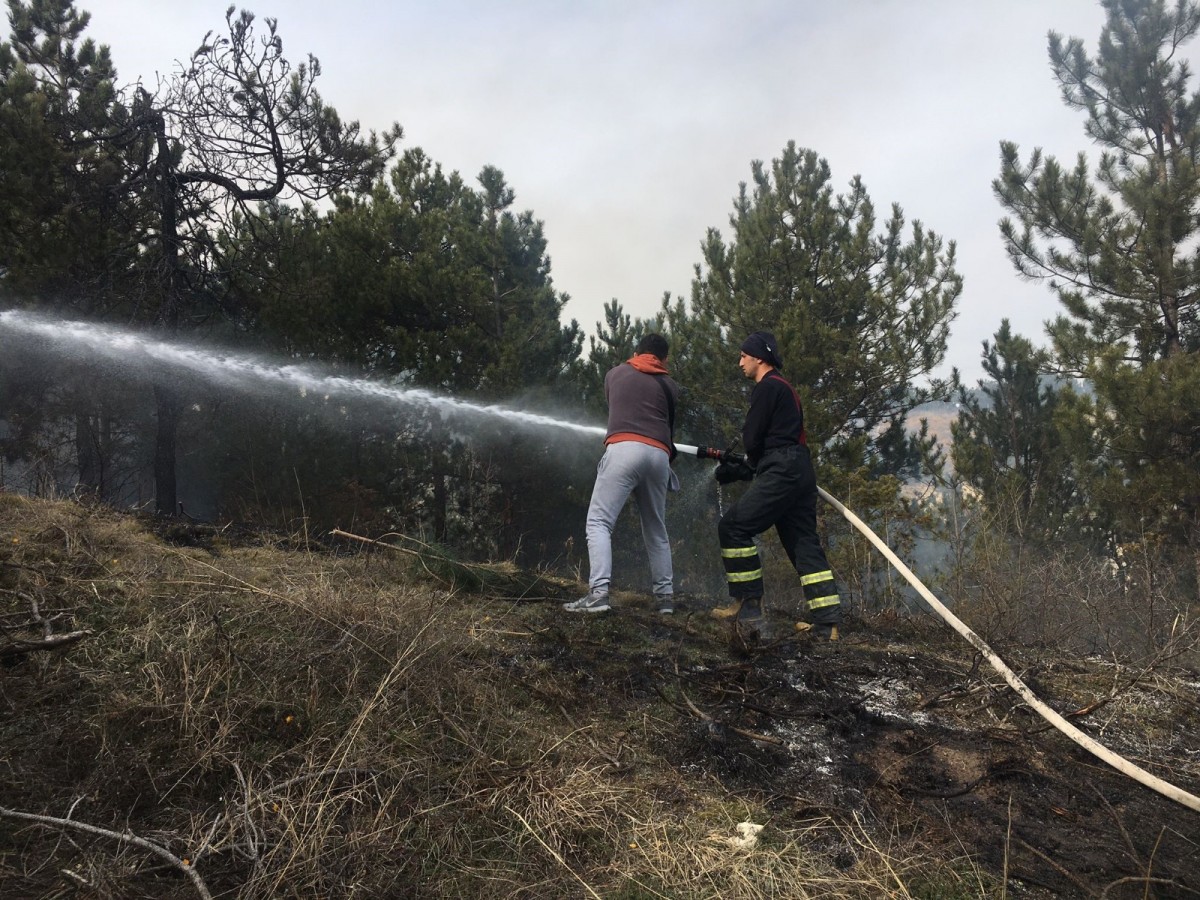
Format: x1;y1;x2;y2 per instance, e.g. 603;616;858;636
1099;876;1196;898
0;806;213;900
60;868;90;887
262;767;383;797
1013;834;1093;897
674;656;783;745
506;805;603;900
0;630;93;660
230;762;262;864
331;528;528;593
330;528;459;585
1028;626;1198;735
653;683;784;746
916;681;993;711
916;658;987;710
1091;786;1143;874
555;706;628;770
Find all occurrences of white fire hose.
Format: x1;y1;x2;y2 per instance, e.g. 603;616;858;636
676;443;1200;814
817;487;1200;815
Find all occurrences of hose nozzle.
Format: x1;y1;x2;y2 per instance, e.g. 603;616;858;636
675;443;746;465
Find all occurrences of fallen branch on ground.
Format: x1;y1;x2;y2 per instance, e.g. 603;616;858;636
0;806;212;900
1;591;93;660
0;630;93;660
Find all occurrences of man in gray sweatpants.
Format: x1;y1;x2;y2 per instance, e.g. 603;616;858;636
564;333;680;614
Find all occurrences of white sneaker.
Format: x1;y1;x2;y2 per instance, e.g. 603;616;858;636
563;594;612;613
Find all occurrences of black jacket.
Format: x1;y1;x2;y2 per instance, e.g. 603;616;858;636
742;371;806;467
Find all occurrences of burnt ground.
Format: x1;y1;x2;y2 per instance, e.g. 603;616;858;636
513;598;1200;898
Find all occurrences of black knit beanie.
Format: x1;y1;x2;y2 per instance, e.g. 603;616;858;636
740;331;783;370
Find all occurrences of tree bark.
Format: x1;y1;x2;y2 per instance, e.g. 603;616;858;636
152;112;183;516
74;413;101;497
154;385;180;515
432;472;448;543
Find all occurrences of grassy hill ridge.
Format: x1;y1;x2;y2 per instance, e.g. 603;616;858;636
2;494;1197;898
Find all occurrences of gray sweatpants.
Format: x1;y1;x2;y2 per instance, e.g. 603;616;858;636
585;441;674;600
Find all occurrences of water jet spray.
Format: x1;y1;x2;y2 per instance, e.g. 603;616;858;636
0;310;606;441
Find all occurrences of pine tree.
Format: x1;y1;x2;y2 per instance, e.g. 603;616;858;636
470;165;582;397
0;0;151;498
135;8;399;513
571;299;639;417
691;141;962;471
224;150;584;549
951;321;1078;545
0;0;139;308
995;0;1200;585
3;2;400;513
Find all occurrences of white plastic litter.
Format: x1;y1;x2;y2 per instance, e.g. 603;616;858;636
728;821;764;850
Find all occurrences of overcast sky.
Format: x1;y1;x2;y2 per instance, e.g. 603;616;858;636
61;0;1111;383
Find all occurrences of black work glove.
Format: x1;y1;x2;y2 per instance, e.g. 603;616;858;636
714;460;755;484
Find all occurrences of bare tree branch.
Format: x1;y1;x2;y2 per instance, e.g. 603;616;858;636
0;806;213;900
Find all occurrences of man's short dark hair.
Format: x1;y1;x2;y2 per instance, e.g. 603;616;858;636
635;333;669;360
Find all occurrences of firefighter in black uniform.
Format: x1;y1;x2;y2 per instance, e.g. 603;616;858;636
712;331;843;643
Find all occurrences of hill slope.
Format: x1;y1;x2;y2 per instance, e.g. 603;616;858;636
1;495;1198;898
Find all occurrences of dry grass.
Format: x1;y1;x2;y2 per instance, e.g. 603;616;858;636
8;493;1171;898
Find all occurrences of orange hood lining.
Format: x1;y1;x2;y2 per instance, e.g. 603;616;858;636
627;353;669;374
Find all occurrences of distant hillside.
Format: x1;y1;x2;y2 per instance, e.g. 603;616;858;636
904;377;1089;467
906;399;961;464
